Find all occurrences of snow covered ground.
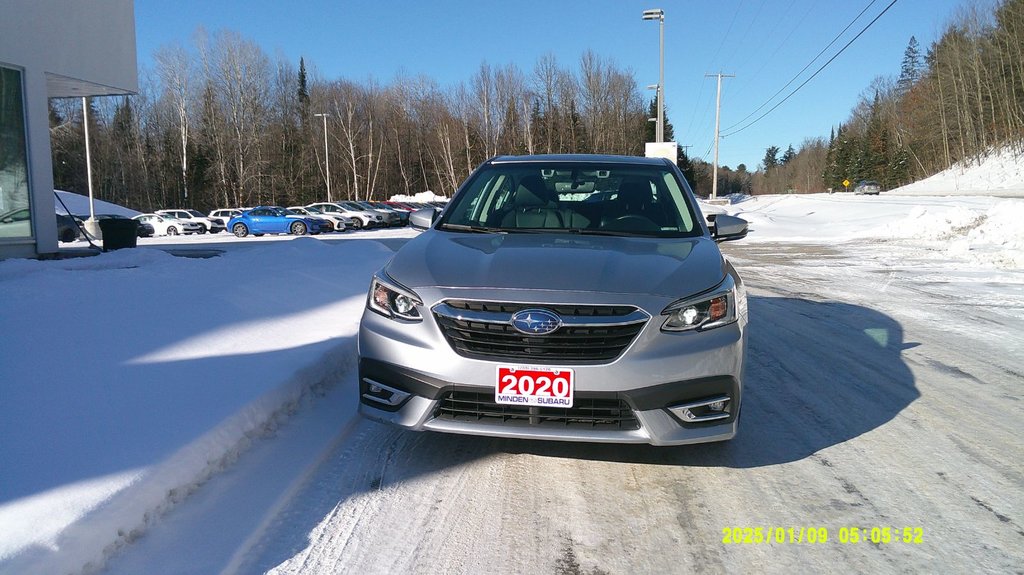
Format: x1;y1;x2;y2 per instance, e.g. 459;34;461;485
1;156;1022;574
0;231;417;574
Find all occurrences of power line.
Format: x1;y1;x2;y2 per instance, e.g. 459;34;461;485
721;0;900;138
707;0;746;72
723;0;879;132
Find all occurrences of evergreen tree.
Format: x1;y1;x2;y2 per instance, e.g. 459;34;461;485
897;36;923;95
297;57;310;125
889;144;911;188
761;146;780;171
781;144;796;165
863;91;890;182
676;145;695;185
530;100;545;154
643;98;675;142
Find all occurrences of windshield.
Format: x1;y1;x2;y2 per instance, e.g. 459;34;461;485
186;210;204;217
439;161;702;237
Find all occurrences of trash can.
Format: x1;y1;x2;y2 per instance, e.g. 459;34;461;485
98;218;139;251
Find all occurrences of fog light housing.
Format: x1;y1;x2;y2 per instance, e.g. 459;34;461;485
668;395;731;423
361;379;411;407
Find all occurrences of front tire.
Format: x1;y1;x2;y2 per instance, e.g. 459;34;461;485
350;219;363;230
232;223;249;238
290;221;307;235
167;226;179;236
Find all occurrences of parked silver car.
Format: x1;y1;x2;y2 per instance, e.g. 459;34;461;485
358;154;749;446
307;202;383;229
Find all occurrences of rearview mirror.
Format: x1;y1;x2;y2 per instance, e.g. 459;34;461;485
409;207;440;230
712;214;748;242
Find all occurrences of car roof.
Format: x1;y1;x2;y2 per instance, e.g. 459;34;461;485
488;153;672;166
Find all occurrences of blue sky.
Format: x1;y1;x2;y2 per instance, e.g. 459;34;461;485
135;0;975;170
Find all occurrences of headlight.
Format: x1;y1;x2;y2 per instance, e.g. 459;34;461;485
661;277;737;332
368;274;422;321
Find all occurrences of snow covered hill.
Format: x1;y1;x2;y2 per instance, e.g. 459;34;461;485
889;146;1024;197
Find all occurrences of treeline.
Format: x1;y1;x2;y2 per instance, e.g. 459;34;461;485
49;31;651;213
732;0;1024;195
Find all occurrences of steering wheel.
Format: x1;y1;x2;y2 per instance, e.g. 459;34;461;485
605;214;659;231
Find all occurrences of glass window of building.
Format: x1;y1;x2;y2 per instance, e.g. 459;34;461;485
0;65;32;239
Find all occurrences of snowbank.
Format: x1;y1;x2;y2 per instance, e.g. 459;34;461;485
0;238;391;574
705;193;1024;269
388;190;448;203
889;147;1024;197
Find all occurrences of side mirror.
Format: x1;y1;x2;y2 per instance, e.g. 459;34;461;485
409;207;440;230
712;214;748;242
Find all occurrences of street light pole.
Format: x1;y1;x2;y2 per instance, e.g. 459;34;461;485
314;113;332;202
82;97;102;240
642;9;665;142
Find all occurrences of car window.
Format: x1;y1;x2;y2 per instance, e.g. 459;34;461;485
440;162;701;237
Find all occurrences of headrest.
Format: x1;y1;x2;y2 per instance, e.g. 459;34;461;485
515;175;551;207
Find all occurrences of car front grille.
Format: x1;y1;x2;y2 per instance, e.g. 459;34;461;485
432;300;648;363
434;390;640;430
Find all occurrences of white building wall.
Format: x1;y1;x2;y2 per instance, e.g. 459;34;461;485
0;0;136;259
0;0;137;96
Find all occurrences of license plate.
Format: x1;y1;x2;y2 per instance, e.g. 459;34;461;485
495;366;574;407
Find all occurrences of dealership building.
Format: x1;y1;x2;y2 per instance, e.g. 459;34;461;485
0;0;137;259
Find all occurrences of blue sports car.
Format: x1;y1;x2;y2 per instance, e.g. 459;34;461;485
228;206;327;237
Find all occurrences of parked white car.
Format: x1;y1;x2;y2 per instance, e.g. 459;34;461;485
133;213;202;236
209;208;242;222
287;206;352;231
156;209;225;233
307;202;383;230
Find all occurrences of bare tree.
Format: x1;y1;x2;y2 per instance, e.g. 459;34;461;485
154;43;193;203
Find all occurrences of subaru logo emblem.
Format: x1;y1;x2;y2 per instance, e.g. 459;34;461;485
510;309;562;335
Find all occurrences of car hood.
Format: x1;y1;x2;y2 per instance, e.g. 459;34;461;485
385;230;728;299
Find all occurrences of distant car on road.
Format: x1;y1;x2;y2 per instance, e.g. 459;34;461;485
853;180;881;195
227;206;327;237
133;213;202;236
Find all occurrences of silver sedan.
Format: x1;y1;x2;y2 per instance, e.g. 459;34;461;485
357;154;749;446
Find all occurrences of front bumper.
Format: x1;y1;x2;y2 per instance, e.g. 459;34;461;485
357;295;746;446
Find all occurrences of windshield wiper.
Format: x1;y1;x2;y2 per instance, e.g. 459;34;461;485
563;228;642;237
439;223;506;234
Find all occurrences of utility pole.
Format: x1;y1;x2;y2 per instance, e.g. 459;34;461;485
705;73;733;199
314;113;332;202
